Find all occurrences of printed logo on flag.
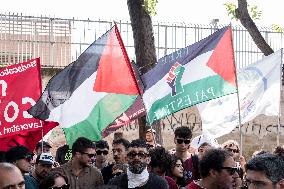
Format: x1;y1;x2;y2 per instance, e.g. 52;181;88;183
225;67;267;122
166;62;185;96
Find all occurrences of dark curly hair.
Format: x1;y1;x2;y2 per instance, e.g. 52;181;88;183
273;146;284;160
39;171;68;189
199;149;231;178
113;138;130;149
166;155;186;187
149;147;171;173
174;126;192;139
95;140;109;150
246;153;284;183
72;137;95;156
129;139;147;149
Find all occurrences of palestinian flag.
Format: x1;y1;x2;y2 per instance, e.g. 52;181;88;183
142;26;237;124
28;25;142;145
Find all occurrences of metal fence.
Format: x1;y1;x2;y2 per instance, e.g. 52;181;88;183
0;13;283;69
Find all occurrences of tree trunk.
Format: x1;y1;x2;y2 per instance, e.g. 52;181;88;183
236;0;274;56
127;0;163;144
236;0;284;82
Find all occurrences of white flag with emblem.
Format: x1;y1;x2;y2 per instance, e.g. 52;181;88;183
197;50;282;139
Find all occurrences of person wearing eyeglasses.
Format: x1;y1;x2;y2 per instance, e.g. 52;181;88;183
30;153;54;185
186;149;239;189
53;137;103;189
39;171;69;189
108;139;169;188
245;153;284;189
6;145;39;189
222;140;246;170
173;126;196;185
222;140;246;188
94;140;109;170
0;162;25;189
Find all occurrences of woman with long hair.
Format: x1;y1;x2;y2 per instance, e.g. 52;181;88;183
167;155;186;188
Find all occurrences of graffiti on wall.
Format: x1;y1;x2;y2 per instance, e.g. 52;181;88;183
119;111;283;139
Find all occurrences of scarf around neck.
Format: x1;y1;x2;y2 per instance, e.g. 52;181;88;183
127;168;149;188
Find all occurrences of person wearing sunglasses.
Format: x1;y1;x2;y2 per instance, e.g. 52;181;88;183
0;162;25;189
245;153;284;189
222;140;246;170
53;137;103;189
222;140;246;187
173;126;196;185
186;149;239;189
108;139;169;188
6;145;39;189
94;140;109;170
39;171;69;189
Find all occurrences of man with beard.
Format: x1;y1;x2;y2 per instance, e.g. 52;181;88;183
6;146;39;189
53;137;103;189
30;153;53;185
108;139;168;188
101;138;130;184
186;149;239;189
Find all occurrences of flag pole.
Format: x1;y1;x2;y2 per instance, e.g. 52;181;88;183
229;25;243;156
236;80;243;156
40;120;44;152
277;48;283;146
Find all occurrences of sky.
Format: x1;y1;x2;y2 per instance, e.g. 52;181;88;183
0;0;283;27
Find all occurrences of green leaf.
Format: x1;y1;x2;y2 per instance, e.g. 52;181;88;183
143;0;158;16
272;24;284;33
224;2;238;21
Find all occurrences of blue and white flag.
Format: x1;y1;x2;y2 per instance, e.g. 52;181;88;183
197;50;282;138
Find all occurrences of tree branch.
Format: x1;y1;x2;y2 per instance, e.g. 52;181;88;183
236;0;274;56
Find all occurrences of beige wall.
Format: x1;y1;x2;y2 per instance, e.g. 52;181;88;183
43;69;284;159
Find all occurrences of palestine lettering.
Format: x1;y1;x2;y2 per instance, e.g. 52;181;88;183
153;87;215;121
2;122;41;135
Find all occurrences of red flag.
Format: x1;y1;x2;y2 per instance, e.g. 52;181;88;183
0;58;57;151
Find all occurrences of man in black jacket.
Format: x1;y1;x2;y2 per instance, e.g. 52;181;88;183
108;139;168;189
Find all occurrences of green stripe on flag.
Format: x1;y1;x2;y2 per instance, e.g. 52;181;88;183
148;75;236;124
63;94;137;145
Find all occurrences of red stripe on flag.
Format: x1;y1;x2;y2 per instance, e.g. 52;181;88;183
207;27;236;87
93;26;139;95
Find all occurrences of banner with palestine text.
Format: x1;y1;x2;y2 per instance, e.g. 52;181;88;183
142;26;237;124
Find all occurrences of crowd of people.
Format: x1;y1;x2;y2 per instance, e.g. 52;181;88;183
0;126;284;189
